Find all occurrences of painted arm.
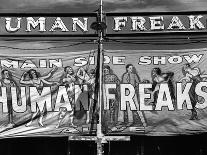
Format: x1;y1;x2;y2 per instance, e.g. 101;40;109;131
41;79;57;85
163;72;174;81
135;73;140;87
42;67;58;79
76;67;87;80
115;75;120;85
149;81;157;91
200;74;207;81
63;74;76;83
200;74;207;78
122;73;128;83
20;72;33;85
179;75;191;82
167;72;174;78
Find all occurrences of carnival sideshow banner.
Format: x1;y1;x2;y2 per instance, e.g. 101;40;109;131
1;48;207;137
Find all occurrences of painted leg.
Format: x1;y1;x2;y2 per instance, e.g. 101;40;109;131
56;119;62;128
86;111;90;124
26;111;39;127
137;111;147;127
69;116;77;127
38;115;44;127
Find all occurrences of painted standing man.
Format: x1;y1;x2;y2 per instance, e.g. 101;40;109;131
103;65;120;126
0;69;17;128
121;64;147;127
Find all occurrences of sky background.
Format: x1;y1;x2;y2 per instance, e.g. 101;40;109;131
0;0;207;13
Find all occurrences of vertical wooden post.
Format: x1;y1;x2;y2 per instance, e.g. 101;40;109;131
68;1;130;154
96;0;105;154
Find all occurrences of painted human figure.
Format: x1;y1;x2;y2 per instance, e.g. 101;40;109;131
121;64;147;127
62;66;76;92
75;67;91;123
87;69;96;92
103;65;120;125
0;69;17;127
56;66;76;128
20;68;57;127
76;67;90;85
150;67;175;110
179;64;207;120
84;68;96;124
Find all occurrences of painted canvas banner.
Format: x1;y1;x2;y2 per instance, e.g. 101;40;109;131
1;48;207;138
102;48;207;136
0;50;98;138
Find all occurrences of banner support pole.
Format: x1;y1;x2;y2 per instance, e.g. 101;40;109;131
96;0;105;154
68;0;130;154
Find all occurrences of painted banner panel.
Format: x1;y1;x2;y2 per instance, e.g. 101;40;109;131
0;51;98;138
0;48;207;138
103;48;207;136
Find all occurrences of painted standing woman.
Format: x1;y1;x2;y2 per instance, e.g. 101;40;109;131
56;66;76;128
150;67;175;110
20;68;57;127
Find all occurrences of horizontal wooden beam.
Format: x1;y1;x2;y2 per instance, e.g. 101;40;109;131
68;136;130;142
68;136;97;141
